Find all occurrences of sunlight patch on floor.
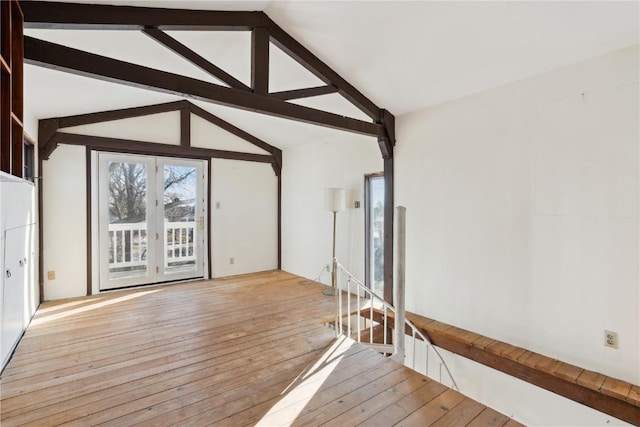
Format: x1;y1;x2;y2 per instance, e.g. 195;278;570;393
35;298;106;314
255;336;355;427
30;289;162;326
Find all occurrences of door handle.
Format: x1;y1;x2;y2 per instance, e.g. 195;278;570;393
5;269;11;278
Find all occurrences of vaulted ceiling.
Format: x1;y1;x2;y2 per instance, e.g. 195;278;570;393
24;0;639;149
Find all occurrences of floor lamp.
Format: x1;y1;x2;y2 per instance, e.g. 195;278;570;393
324;188;345;296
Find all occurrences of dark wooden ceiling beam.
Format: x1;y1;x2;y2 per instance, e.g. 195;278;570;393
52;132;275;164
142;28;251;91
188;102;278;156
57;100;190;128
381;109;396;146
42;99;281;161
378;108;396;159
267;21;382;122
25;36;384;138
251;27;270;95
21;1;268;31
38;118;59;160
270;85;338;101
180;108;190;147
22;1;393;138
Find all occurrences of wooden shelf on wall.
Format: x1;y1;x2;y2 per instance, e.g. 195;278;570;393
0;0;23;178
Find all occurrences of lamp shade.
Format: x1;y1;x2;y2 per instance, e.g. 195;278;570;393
325;188;346;212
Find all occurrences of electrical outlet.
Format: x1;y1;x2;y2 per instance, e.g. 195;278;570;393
47;270;55;280
604;330;618;349
230;257;235;265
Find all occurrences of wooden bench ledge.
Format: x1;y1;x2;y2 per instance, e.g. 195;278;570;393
401;310;640;425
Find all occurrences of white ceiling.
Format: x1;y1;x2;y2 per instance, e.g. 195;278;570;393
24;0;639;149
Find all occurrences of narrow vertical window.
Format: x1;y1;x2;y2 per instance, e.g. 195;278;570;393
365;173;385;296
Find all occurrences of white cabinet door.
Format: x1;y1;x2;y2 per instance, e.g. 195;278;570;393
1;225;28;367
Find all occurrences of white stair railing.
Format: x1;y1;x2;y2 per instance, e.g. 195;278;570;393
331;206;458;390
333;263;458;390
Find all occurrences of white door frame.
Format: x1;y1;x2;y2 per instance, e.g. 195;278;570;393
93;151;208;292
155;157;206;283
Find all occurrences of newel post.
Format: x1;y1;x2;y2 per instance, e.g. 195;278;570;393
393;206;406;362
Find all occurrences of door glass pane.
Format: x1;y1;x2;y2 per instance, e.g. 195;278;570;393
163;164;198;274
369;177;385;296
107;161;148;280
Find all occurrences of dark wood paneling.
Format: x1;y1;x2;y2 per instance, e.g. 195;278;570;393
142;29;250;91
25;37;384;138
10;1;23;119
22;1;268;31
0;1;13;174
0;34;11;173
11;118;22;176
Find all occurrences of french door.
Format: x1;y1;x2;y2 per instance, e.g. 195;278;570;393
97;153;206;291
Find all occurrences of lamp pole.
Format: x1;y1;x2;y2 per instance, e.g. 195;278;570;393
323;187;344;296
332;210;337;289
324;210;338;296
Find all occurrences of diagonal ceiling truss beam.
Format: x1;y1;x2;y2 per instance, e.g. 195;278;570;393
267;21;381;121
57;100;190;128
142;29;251;91
22;1;391;127
25;36;385;138
188;102;279;159
270;85;338;101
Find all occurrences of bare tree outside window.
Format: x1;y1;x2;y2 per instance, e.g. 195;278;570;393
107;162;195;274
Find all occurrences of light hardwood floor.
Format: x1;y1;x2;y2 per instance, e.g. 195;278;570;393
0;270;522;426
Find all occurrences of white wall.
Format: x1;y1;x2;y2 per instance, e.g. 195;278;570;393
42;144;87;300
396;45;639;424
41;112;280;300
23;105;38;139
282;135;382;285
210;159;278;277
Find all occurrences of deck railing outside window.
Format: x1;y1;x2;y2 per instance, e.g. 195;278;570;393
108;221;196;271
